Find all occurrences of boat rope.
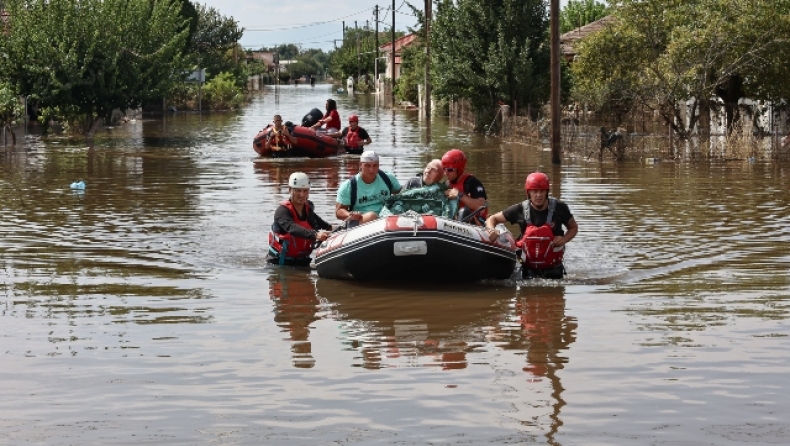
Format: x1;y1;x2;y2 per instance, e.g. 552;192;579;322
402;210;423;236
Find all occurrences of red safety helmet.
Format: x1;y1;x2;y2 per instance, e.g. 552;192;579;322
441;149;467;173
525;172;550;191
349;114;359;122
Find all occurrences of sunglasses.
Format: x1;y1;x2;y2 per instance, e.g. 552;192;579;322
443;167;456;172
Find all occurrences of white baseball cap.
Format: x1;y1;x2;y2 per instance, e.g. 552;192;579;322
360;151;379;163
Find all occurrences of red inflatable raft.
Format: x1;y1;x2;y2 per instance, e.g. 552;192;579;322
253;124;340;158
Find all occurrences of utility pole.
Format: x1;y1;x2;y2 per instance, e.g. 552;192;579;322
375;5;380;89
391;0;396;107
356;21;360;82
550;0;561;165
342;21;345;42
424;0;431;120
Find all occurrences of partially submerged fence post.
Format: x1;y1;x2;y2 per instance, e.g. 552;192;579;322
500;105;510;137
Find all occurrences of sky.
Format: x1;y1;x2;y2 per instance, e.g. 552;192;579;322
196;0;570;53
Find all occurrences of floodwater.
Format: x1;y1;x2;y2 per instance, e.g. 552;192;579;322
2;85;790;445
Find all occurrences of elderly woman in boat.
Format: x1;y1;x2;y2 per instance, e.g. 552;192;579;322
403;159;444;190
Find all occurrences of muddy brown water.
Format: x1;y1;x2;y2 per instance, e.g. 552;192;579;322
2;85;790;445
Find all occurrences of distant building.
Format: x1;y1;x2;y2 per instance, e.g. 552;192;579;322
560;15;617;64
378;33;419;80
247;51;276;71
278;59;298;73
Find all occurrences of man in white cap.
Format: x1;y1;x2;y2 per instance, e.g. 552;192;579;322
269;172;335;265
335;151;402;226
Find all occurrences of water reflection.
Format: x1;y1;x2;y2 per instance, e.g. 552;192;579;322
310;278;576;439
315;280;511;370
268;269;322;368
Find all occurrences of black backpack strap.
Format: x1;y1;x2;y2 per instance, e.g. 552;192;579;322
350;171;395;211
378;170;394;192
350;176;357;211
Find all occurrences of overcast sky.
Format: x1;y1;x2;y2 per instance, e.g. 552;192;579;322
196;0;570;53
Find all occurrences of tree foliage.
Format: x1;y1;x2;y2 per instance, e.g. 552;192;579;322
431;0;550;128
571;0;790;138
270;44;300;61
0;81;23;144
186;3;243;81
328;26;382;81
0;0;189;137
560;0;608;33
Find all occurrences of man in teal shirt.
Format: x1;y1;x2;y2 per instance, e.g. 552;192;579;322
335;151;402;226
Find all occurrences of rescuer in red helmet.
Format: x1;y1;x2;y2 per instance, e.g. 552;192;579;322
327;114;372;155
484;172;578;279
440;149;488;224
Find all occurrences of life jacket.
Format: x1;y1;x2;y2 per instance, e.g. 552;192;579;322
349;170;395;211
516;198;564;270
268;200;315;265
267;127;291;151
344;127;362;149
449;172;488;221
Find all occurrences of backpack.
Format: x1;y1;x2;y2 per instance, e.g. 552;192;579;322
516;198;564;270
349;170;394;211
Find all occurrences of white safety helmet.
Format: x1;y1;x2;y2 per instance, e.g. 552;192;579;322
288;172;310;189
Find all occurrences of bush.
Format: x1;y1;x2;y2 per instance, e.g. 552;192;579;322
202;72;245;110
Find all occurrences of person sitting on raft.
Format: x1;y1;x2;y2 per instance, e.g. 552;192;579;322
268;172;335;266
441;149;488;224
484;172;578;279
404;159;444;190
310;98;341;133
326;114;371;155
335;150;401;227
265;114;297;153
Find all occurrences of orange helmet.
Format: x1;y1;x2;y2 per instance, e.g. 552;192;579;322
525;172;550;191
349;114;359;122
441;149;467;173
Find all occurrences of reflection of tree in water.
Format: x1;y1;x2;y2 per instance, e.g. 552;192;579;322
497;286;576;445
268;270;322;368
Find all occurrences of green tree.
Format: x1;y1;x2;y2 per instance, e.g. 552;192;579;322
0;0;189;137
0;81;23;144
202;72;244;110
393;3;426;104
187;4;244;82
295;49;330;77
560;0;608;33
272;44;300;61
329;26;383;82
431;0;550;128
572;0;790;139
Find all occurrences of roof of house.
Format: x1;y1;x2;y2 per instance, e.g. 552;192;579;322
560;15;617;58
378;33;419;53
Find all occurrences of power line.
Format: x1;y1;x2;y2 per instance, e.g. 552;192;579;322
244;8;374;32
394;9;418;18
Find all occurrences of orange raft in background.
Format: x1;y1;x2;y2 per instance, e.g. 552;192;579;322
253;124;340;158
